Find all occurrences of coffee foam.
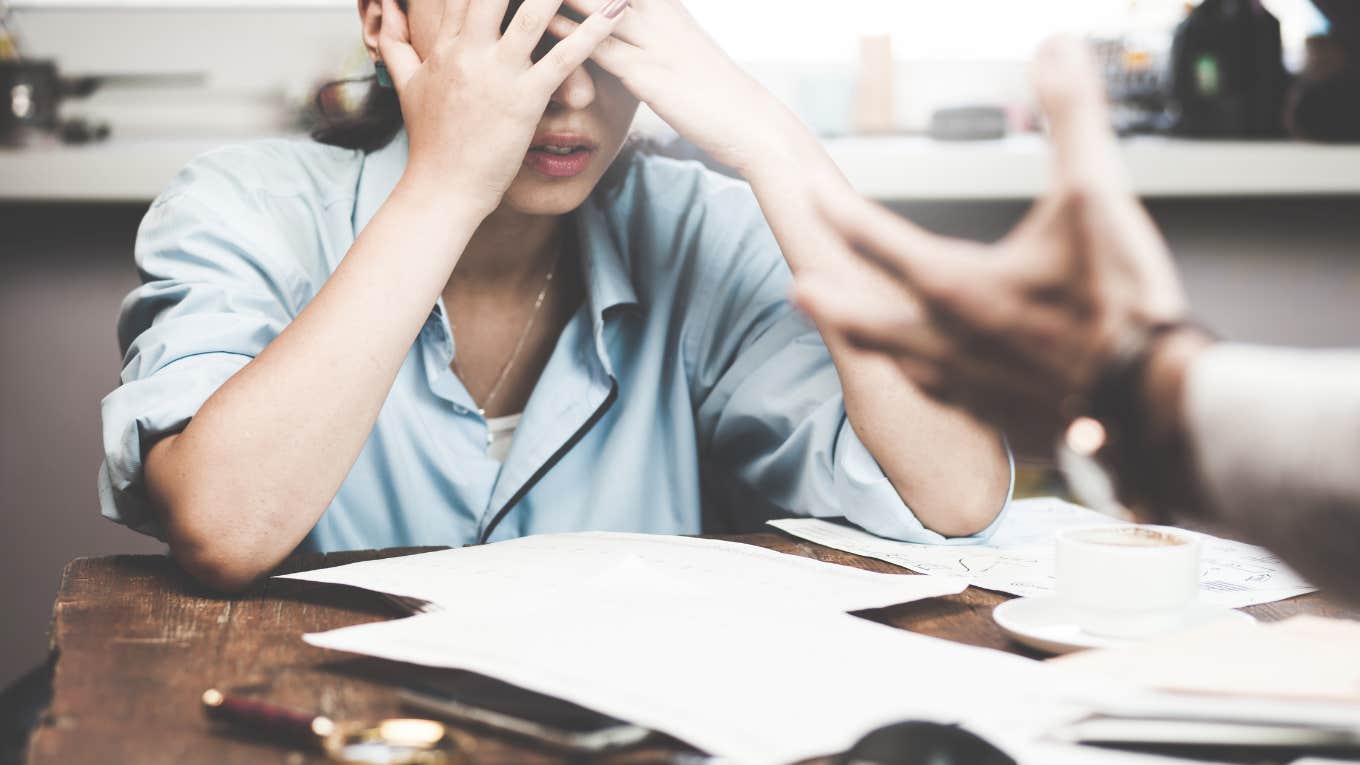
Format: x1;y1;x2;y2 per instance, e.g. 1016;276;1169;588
1068;527;1188;547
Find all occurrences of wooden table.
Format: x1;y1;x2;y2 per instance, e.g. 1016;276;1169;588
26;533;1356;765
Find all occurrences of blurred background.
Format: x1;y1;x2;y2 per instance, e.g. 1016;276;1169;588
2;0;1359;690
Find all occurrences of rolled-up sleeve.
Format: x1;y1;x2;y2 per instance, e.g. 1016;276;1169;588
682;186;1010;544
98;160;309;538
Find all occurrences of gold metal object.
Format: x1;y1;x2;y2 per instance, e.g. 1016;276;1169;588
323;718;465;765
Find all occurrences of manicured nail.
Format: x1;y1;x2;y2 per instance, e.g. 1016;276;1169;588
603;0;629;19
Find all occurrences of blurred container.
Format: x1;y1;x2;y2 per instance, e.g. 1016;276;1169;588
1286;33;1360;142
1169;0;1289;138
855;35;896;135
2;59;57;146
928;105;1007;141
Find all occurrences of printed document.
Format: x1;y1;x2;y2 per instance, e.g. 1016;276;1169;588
769;498;1315;608
283;533;1154;764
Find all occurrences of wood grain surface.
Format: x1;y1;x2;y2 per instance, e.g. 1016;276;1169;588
26;533;1356;765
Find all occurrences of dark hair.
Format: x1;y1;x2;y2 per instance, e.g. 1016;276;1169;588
314;0;536;154
310;0;407;154
311;77;405;153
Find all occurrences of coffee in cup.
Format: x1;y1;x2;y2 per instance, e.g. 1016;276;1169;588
1055;525;1201;638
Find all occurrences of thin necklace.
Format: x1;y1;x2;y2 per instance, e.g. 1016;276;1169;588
450;245;560;421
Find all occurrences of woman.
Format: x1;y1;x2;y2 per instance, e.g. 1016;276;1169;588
99;0;1013;592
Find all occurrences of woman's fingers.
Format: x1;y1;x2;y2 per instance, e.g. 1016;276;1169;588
464;0;513;41
438;0;472;38
500;0;570;61
1032;36;1127;196
559;0;645;45
377;0;421;90
529;0;630;90
893;355;951;399
543;13;641;71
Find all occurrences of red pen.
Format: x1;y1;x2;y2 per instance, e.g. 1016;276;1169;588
201;688;335;748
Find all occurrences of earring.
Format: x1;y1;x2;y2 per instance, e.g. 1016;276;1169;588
374;61;394;89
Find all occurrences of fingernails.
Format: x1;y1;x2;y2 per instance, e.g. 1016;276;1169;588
603;0;629;19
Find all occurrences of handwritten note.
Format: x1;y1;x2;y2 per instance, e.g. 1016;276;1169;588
769;498;1315;608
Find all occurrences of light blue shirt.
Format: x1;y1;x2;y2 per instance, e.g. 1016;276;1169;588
99;131;1011;552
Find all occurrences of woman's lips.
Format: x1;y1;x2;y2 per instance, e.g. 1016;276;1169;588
525;133;598;178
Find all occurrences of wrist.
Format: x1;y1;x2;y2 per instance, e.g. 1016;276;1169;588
728;93;829;181
1082;320;1216;521
393;169;501;224
1139;326;1214;448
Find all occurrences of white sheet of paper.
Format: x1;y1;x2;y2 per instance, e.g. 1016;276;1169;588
768;498;1315;608
279;532;970;613
284;532;1191;765
282;534;1137;764
305;605;1134;765
1055;615;1360;705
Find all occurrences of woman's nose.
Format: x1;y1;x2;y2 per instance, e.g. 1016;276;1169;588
548;65;597;112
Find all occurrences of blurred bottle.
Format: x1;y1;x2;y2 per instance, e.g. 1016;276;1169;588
0;0;22;61
1169;0;1289;137
1285;33;1360;142
855;35;895;135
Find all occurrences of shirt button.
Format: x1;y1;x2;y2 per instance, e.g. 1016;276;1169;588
452;404;468;415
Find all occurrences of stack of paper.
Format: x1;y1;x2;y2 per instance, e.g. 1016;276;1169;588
282;533;1161;764
1055;615;1360;703
1048;616;1360;752
769;498;1316;608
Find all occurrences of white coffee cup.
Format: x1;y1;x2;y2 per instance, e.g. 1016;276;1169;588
1055;525;1201;638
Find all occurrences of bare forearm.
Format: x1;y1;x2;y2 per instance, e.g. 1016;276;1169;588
832;344;1011;535
147;181;484;590
731;95;854;276
736;108;1010;535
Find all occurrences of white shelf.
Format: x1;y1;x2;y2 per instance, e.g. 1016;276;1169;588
4;134;1360;204
10;0;349;8
0;137;248;203
828;135;1360;201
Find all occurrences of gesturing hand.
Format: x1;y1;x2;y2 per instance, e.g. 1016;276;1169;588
792;38;1190;457
544;0;774;172
378;0;629;214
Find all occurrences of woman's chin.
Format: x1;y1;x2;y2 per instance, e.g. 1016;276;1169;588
500;178;596;217
500;155;616;217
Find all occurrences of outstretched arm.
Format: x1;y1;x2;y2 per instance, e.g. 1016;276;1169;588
791;37;1360;604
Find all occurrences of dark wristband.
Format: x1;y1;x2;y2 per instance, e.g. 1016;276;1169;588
1086;320;1213;521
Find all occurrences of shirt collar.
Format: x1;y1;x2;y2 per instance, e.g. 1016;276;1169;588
352;130;641;337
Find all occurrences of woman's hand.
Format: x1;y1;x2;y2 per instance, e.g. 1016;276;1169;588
545;0;782;172
792;38;1190;457
378;0;630;214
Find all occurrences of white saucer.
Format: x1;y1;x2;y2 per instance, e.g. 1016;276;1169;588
993;597;1255;655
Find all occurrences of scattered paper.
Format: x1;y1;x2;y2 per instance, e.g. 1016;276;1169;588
769;498;1315;608
1054;615;1360;704
280;532;970;614
308;605;1113;765
284;532;1154;765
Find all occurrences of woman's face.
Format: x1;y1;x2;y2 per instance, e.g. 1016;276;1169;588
398;0;640;216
